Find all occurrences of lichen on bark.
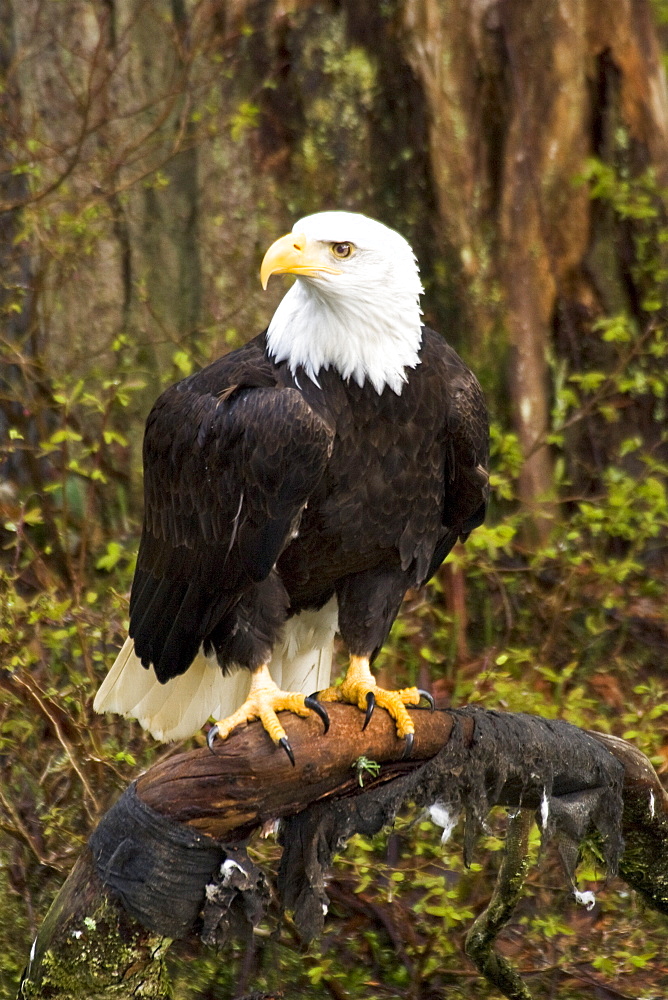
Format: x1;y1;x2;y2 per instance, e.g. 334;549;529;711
19;852;172;1000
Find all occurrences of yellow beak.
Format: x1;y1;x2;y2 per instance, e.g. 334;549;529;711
260;232;343;289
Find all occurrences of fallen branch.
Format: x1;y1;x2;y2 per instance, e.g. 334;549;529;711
18;705;668;1000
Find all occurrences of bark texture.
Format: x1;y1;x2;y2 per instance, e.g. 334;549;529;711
3;0;667;523
399;0;668;533
19;705;668;1000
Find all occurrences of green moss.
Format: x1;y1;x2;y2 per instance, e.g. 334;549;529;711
21;894;172;999
291;16;377;209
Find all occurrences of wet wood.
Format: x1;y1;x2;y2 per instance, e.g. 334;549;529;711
589;731;668;915
137;704;459;840
20;707;668;1000
19;851;171;1000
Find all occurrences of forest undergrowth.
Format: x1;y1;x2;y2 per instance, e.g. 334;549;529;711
2;162;668;998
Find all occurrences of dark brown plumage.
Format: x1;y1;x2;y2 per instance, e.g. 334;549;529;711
95;211;489;751
130;327;488;682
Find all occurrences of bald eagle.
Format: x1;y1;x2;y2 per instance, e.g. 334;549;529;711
95;211;489;761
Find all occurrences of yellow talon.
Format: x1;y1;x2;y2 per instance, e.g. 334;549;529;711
320;655;420;738
209;663;310;746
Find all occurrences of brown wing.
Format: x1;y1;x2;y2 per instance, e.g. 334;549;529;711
399;330;489;585
278;328;489;598
441;344;489;537
130;350;333;683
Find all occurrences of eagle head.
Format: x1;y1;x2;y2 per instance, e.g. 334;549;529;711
261;211;424;395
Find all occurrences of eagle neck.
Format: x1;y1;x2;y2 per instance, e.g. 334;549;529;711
266;279;423;396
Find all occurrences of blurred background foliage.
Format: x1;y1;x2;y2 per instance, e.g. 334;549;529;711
1;0;668;996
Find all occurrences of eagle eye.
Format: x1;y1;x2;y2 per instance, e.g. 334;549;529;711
331;242;353;259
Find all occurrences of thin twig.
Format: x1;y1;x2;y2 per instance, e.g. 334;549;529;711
10;673;100;819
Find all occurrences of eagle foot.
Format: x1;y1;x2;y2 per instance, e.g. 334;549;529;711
362;691;375;731
417;689;436;711
319;656;421;743
278;736;295;767
206;664;328;760
304;694;331;734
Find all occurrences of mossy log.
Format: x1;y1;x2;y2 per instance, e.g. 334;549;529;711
18;705;668;1000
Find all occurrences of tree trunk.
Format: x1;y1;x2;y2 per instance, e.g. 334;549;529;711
399;0;668;534
4;0;667;523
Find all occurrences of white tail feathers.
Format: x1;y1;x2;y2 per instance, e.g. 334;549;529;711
93;637;238;743
94;597;338;743
265;597;338;695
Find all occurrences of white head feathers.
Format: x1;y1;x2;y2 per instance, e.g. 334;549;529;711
264;211;424;395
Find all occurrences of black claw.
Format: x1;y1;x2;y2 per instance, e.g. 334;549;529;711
206;724;219;752
305;694;330;734
362;690;376;731
278;736;295;767
417;688;436;711
402;732;415;760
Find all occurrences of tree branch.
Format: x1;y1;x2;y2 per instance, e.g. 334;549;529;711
18;706;668;1000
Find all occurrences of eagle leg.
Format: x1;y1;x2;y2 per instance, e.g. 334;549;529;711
206;663;328;763
319;655;420;742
